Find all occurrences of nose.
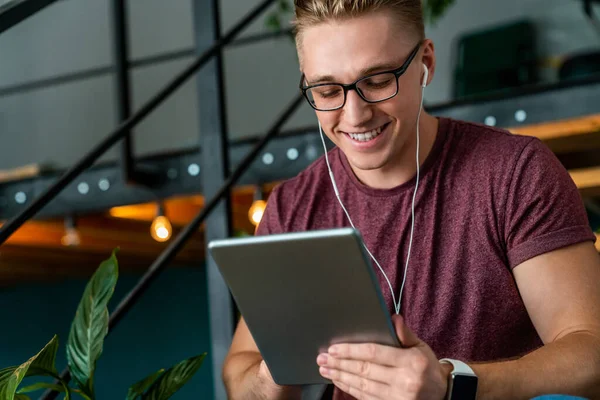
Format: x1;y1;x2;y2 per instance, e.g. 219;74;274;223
342;90;373;127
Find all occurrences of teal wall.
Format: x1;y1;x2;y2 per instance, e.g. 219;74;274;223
0;266;214;399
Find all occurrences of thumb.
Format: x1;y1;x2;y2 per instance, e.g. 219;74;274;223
392;314;421;348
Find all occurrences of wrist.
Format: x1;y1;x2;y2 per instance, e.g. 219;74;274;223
441;360;454;378
439;362;453;399
439;358;479;400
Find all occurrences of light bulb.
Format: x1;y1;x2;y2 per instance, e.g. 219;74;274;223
248;200;267;226
156;226;169;239
151;215;172;242
61;227;81;247
61;215;80;247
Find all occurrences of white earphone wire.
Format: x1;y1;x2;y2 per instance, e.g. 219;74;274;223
318;71;426;315
319;128;399;312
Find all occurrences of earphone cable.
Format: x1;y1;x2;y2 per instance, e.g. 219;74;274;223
318;80;425;315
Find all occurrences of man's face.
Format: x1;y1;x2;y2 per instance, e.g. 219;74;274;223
298;11;428;174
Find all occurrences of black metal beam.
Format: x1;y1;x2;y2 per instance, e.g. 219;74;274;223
193;0;234;397
0;66;113;97
111;0;136;185
583;0;600;17
0;0;60;35
0;49;198;98
0;0;279;245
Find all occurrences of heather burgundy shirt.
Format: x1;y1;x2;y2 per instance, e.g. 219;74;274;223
255;117;595;399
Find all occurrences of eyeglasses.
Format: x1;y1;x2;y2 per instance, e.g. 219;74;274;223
299;42;422;112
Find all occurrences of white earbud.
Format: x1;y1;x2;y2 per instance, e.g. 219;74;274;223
422;64;429;88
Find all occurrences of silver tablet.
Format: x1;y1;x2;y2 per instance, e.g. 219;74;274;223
208;227;401;385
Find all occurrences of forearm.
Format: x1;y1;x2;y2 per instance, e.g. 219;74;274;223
223;351;302;400
472;331;600;399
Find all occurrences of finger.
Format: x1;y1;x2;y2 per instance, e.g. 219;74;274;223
321;367;388;399
392;314;421;348
328;342;399;366
317;354;394;384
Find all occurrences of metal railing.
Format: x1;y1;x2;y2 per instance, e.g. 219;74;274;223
0;0;285;243
0;0;60;34
0;0;304;398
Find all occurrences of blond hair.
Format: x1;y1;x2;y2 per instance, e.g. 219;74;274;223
293;0;425;41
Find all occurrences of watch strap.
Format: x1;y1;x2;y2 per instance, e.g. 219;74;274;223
439;358;476;376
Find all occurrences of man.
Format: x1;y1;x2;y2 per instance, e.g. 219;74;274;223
223;1;600;399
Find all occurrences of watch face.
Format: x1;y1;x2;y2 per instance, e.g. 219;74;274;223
452;374;478;399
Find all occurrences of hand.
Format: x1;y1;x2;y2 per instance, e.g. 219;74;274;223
316;315;450;400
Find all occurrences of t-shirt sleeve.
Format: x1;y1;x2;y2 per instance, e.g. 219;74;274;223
255;185;284;237
504;138;596;268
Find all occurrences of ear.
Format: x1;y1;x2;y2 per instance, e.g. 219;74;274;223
420;39;436;88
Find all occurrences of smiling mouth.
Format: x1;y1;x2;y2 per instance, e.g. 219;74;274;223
344;123;389;142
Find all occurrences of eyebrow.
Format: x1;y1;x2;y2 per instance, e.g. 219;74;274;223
306;62;401;85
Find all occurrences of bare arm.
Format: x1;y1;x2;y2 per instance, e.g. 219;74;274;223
472;241;600;399
223;317;302;400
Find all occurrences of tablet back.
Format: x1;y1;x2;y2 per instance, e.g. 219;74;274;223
208;228;400;385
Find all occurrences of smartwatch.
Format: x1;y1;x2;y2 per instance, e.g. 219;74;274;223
439;358;478;400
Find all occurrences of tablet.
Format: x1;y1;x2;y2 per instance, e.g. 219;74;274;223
208;227;401;385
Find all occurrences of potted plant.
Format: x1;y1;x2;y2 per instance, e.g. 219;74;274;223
0;250;206;400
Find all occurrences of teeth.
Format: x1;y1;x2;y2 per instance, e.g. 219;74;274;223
348;125;384;142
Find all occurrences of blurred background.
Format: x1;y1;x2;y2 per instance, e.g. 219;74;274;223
1;0;600;398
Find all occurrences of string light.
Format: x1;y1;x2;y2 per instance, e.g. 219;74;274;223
249;200;266;226
61;215;81;247
151;203;172;242
248;185;266;227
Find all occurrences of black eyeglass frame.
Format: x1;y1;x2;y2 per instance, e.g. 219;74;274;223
299;41;423;111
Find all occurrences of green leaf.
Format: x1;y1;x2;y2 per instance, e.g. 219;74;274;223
73;389;92;400
16;381;81;400
126;369;165;400
265;13;281;32
30;335;59;374
72;389;92;400
141;354;206;400
278;0;291;12
66;249;119;400
17;382;64;394
14;394;30;400
422;0;456;24
0;335;60;400
0;367;16;383
21;368;71;400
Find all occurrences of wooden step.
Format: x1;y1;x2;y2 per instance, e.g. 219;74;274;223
570;166;600;197
510;114;600;154
0;163;55;184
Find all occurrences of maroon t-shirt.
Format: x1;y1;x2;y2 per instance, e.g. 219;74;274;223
256;117;595;399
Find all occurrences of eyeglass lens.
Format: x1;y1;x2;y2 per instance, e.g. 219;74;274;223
306;72;399;110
